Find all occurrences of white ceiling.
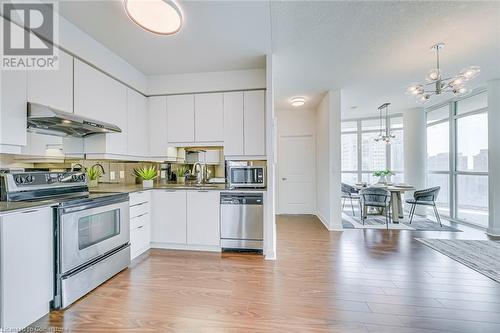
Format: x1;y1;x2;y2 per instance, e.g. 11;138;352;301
58;1;500;117
271;1;500;116
58;0;271;75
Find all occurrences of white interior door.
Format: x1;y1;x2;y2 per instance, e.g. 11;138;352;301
278;135;315;214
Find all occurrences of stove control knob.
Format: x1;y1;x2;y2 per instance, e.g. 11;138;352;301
15;176;23;184
71;174;78;181
79;174;86;181
25;175;34;183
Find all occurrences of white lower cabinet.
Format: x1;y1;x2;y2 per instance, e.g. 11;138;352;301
149;190;220;250
0;208;53;331
150;190;187;245
186;191;220;247
129;191;151;260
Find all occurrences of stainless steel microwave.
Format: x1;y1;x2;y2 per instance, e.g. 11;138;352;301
227;164;266;188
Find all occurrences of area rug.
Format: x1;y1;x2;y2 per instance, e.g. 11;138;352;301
342;209;461;231
416;239;500;283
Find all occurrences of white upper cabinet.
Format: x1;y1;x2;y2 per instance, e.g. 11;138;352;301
167;95;195;143
74;59;128;155
0;70;27;148
186;191;220;247
0;17;27;151
27;50;73;113
223;92;244;156
127;88;149;157
194;93;224;142
244;90;266;156
148;96;168;157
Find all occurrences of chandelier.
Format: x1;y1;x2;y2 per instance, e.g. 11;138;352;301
374;102;395;144
406;43;480;103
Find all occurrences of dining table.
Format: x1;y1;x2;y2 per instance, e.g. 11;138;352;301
355;184;415;223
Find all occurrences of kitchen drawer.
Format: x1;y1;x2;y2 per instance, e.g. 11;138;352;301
130;212;149;230
130;201;150;218
130;223;149;260
129;191;150;206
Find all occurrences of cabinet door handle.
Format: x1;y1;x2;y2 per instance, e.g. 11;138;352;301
131;212;149;219
130;201;148;207
137;225;144;229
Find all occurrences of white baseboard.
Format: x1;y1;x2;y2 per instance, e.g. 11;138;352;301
315;213;331;230
314;212;343;231
151;242;221;252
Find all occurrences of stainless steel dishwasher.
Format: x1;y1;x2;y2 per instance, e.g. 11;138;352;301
220;192;263;251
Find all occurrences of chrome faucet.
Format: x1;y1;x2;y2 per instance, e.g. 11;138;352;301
191;162;206;184
90;163;106;175
71;163;86;172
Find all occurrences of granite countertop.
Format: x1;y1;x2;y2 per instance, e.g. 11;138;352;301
0;199;59;215
0;183;266;214
90;182;267;194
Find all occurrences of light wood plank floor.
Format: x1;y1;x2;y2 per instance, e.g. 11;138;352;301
30;215;500;332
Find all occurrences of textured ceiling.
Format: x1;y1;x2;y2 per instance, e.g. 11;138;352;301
58;1;500;117
58;0;271;75
271;1;500;116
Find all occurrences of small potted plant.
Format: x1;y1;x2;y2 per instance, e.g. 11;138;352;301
373;169;394;184
133;165;158;188
176;165;187;184
86;166;103;188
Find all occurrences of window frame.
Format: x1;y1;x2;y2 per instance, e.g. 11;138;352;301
425;88;488;227
341;114;404;183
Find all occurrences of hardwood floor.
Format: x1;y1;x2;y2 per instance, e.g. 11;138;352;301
30;215;500;332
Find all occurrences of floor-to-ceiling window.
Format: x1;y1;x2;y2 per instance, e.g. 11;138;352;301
341;115;404;184
426;90;488;227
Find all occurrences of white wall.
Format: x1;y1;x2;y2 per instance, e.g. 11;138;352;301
315;91;342;230
264;54;276;260
488;79;500;236
277;108;316;136
316;95;330;226
403;107;427;214
148;69;266;95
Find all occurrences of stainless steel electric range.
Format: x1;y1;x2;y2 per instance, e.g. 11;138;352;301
0;171;130;309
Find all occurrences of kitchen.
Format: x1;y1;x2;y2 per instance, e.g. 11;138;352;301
0;2;275;331
3;1;498;332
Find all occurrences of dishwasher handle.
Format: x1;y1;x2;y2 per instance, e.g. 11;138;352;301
220;193;263;205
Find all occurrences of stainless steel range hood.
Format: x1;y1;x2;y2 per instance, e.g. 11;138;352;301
27;103;122;138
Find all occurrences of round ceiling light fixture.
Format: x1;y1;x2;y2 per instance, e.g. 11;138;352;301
124;0;183;35
290;97;306;107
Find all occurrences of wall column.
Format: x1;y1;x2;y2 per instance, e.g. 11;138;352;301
403;107;426;214
329;90;343;230
487;79;500;236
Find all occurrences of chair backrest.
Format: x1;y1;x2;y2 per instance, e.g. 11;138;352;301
414;186;440;202
360;187;390;205
341;182;357;196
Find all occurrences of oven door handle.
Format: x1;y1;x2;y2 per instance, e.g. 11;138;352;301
59;195;129;214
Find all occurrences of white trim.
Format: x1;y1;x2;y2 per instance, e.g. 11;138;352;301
150;242;221;253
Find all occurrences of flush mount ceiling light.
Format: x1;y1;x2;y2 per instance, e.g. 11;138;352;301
290;97;306;107
124;0;183;35
406;43;480;104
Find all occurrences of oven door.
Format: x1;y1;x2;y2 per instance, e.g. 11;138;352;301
229;167;265;188
59;198;129;274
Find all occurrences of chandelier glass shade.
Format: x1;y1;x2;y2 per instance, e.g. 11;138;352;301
374;102;395;144
406;43;480;103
